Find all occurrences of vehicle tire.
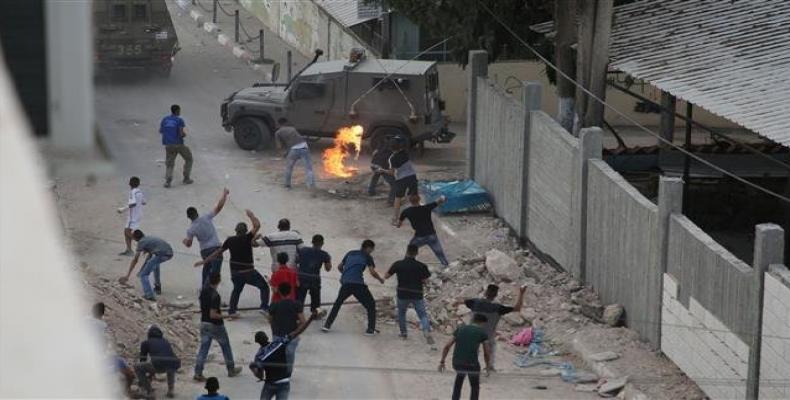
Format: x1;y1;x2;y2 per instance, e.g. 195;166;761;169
368;127;409;154
233;117;271;150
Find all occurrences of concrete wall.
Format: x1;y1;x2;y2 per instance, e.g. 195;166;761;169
662;274;750;400
760;264;790;400
525;111;578;270
585;159;660;343
667;215;755;343
239;0;373;61
473;77;526;238
438;61;738;129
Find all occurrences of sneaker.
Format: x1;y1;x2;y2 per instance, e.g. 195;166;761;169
227;366;242;377
193;374;206;382
154;284;162;295
425;333;436;346
163;181;171;188
227;312;240;320
259;309;270;316
364;329;378;336
183;178;194;185
143;296;156;302
118;249;133;256
321;326;331;333
398;333;408;340
165;391;175;399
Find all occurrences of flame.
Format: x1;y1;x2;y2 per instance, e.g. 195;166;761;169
322;125;364;178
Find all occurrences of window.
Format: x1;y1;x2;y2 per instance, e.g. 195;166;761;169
373;77;410;91
426;70;438;91
132;4;148;22
293;82;326;100
111;4;127;22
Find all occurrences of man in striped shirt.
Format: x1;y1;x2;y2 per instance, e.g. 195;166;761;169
257;218;303;273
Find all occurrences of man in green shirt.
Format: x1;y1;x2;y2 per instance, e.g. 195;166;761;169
438;314;491;400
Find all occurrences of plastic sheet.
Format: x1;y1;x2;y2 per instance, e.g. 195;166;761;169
419;180;492;215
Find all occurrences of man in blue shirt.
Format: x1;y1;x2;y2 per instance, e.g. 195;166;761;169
322;240;384;335
160;104;193;188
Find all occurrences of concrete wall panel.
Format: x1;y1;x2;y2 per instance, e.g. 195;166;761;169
760;265;790;399
585;160;659;342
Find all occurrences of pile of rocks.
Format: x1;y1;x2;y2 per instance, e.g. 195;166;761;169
83;274;198;363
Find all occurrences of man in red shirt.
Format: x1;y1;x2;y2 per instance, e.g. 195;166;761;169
270;252;298;303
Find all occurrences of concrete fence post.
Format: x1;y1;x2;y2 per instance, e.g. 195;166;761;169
466;50;488;180
519;82;542;240
746;223;784;399
653;176;683;348
574;127;603;281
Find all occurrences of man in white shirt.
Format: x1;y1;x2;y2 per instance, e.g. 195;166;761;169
257;218;303;273
119;176;146;256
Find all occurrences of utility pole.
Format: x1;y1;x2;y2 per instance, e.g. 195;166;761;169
659;92;677;148
574;0;613;134
554;0;577;133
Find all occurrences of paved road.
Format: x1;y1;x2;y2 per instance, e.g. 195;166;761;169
77;2;599;398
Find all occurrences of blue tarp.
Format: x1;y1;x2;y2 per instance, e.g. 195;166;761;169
420;180;492;215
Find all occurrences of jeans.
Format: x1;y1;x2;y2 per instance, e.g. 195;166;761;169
296;285;321;312
200;246;223;287
285;147;315;188
164;144;193;182
410;234;449;267
486;339;497;369
324;283;376;332
273;336;300;375
229;270;270;314
368;171;396;203
194;322;235;376
134;362;175;393
260;381;290;400
139;254;171;298
451;363;481;400
396;298;431;335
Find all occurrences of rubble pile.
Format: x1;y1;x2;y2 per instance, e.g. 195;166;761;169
83;274;198;362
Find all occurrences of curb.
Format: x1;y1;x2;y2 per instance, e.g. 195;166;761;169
570;336;651;400
175;0;271;79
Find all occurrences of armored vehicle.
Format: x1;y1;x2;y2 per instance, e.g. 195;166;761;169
220;49;455;151
93;0;179;76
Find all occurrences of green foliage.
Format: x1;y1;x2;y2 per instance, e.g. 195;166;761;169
384;0;554;64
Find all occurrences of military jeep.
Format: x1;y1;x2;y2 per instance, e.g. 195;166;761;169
220;49;455;151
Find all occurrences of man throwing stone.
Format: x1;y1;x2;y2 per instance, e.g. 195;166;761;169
120;230;173;301
160;104;193;188
184;188;229;287
323;240;384;335
198;209;270;317
397;194;449;268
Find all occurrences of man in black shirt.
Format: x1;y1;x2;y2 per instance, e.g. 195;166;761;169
135;325;180;398
268;283;306;375
250;315;315;400
456;284;526;371
194;273;243;381
385;244;435;347
295;234;332;317
197;209;270;317
386;136;418;225
398;194;449;268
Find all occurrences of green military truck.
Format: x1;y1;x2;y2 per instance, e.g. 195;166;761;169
220;49;455;151
93;0;179;76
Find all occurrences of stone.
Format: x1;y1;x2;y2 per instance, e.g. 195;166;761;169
459;285;480;299
485;249;521;282
589;351;619;362
598;376;628;396
580;303;604;321
573;371;599;383
602;304;624;327
538;368;561;376
474;264;487;275
503;313;526;327
520;307;538;322
455;305;472;318
575;383;598;392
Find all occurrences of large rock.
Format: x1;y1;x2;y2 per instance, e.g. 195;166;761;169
455;304;472;318
485;249;521;282
602;304;624;327
503;312;526;327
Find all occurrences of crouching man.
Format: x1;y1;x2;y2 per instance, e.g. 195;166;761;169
135;325;181;398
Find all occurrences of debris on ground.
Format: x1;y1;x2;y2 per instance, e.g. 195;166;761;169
588;351;620;362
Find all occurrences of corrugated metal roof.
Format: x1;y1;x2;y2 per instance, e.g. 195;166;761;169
302;58;435;76
532;0;790;147
315;0;379;28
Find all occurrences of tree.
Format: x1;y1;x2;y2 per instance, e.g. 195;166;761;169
383;0;554;64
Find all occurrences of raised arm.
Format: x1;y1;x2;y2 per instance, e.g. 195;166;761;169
213;188;230;216
247;209;261;237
